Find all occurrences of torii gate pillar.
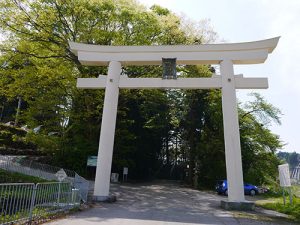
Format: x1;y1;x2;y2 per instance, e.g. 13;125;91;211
93;61;121;200
220;60;245;202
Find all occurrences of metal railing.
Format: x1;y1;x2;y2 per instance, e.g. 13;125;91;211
291;166;300;183
0;182;80;225
0;155;89;202
0;156;74;182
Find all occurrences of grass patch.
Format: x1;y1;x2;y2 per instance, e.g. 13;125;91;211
0;169;47;183
256;195;300;222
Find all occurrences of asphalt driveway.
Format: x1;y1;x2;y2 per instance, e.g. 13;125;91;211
45;181;296;225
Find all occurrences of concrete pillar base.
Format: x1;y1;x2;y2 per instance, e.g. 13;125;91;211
221;200;255;211
93;195;117;203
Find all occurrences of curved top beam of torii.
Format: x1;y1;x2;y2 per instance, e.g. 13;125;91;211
69;37;279;66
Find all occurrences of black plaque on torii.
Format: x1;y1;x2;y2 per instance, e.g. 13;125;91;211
162;58;177;79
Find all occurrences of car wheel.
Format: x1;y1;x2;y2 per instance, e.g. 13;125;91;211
250;189;256;196
225;190;228;196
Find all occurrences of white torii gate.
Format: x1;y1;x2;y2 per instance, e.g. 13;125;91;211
69;37;279;207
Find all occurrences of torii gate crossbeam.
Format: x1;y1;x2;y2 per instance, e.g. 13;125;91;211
69;37;279;209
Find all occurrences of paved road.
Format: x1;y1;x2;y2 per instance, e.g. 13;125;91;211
46;181;295;225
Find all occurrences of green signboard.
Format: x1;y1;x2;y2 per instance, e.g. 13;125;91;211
87;156;97;167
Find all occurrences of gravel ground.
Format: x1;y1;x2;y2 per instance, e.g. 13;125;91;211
45;181;297;225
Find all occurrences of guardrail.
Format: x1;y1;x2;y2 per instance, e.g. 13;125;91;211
0;182;80;225
0;155;89;202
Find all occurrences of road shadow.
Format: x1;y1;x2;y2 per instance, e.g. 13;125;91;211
50;180;297;225
69;181;239;224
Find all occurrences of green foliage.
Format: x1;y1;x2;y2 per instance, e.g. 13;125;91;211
278;151;300;169
0;0;207;176
0;169;46;183
0;0;283;186
25;132;60;153
181;82;282;188
257;196;300;221
239;93;282;185
0;123;36;150
243;93;282;126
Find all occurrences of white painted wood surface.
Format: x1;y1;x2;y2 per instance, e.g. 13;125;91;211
93;61;121;198
220;60;245;202
77;77;268;89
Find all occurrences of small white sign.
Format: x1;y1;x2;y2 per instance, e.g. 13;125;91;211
123;167;128;175
111;173;119;182
278;164;291;187
55;169;67;182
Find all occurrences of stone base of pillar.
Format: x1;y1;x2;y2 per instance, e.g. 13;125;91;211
220;200;255;211
93;195;117;203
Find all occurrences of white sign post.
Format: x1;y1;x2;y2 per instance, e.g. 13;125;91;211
278;164;292;205
55;169;67;205
123;167;128;182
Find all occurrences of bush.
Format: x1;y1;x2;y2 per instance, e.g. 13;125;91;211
0;169;46;183
0;123;36;150
263;200;300;220
257;194;300;221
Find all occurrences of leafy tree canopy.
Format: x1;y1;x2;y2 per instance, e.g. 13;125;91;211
0;0;283;187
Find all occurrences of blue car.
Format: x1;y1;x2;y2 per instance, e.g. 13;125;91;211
215;180;259;196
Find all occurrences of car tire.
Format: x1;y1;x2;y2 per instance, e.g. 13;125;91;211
250;189;256;196
224;190;228;196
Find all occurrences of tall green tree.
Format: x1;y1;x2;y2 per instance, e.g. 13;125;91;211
239;93;282;185
0;0;210;176
0;0;283;185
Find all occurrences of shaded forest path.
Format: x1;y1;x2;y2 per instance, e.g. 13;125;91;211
46;180;295;225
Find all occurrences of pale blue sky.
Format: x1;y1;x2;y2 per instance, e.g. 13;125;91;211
139;0;300;153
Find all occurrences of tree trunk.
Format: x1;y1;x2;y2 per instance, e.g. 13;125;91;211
0;104;4;122
14;97;22;126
